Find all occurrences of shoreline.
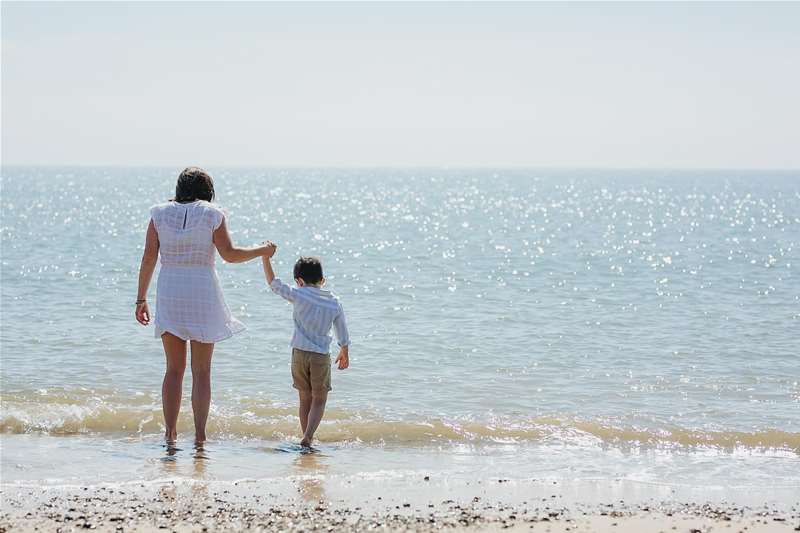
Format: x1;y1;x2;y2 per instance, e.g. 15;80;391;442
2;479;797;532
2;433;799;531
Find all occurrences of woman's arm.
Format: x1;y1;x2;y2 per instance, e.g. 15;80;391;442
213;217;270;263
135;219;159;325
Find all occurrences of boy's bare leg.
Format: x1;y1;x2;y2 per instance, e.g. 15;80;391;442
298;390;312;435
300;391;328;447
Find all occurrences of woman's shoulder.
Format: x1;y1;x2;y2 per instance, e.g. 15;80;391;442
195;201;226;219
196;201;226;228
149;201;174;217
196;200;224;214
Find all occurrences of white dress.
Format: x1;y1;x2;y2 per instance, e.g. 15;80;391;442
150;200;245;343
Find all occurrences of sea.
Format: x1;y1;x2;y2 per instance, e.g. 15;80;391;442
1;167;798;504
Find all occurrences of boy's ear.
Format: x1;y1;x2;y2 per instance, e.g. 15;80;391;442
295;277;306;287
321;277;326;286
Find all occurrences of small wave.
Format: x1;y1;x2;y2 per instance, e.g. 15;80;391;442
1;390;798;452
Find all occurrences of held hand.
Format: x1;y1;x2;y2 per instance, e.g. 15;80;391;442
261;241;277;258
135;302;151;326
335;348;349;370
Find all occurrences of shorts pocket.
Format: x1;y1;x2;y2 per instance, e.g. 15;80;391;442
309;354;332;392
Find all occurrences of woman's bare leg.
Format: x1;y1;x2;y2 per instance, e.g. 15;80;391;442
190;341;214;444
161;333;187;443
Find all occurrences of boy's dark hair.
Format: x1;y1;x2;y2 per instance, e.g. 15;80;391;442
174;167;215;203
294;256;324;284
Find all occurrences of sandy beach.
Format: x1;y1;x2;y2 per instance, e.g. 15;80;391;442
1;433;797;532
2;478;797;532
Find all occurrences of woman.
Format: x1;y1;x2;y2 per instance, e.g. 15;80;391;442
135;167;270;445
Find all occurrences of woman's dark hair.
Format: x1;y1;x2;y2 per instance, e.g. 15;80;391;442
174;167;215;203
294;257;324;284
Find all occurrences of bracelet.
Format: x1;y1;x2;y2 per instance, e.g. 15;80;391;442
136;299;146;305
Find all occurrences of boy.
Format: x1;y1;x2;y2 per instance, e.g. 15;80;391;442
261;243;350;448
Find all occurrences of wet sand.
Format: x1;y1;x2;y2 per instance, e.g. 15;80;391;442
2;435;798;532
2;479;797;533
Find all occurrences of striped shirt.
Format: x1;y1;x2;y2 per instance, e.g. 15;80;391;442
270;278;350;355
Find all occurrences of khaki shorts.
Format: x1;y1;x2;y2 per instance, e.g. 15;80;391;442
291;348;332;393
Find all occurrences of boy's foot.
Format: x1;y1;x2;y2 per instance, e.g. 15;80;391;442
300;437;312;448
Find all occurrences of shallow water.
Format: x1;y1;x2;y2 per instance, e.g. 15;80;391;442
2;434;798;509
1;167;798;491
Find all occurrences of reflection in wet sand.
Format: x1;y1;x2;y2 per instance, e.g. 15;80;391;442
192;442;209;478
159;442;179;476
156;441;211;501
158;442;180;501
293;451;328;504
191;442;210;499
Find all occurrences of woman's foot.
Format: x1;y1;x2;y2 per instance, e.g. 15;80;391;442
300;437;312;448
164;434;179;457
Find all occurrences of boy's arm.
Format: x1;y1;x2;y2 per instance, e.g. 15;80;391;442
261;248;297;302
261;254;276;285
333;306;350;369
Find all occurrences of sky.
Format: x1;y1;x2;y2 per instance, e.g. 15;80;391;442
2;2;799;168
